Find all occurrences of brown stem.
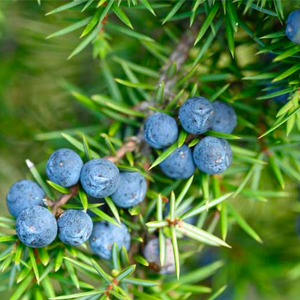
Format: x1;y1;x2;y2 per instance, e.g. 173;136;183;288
133;23;200;113
105;138;138;164
50;185;79;217
159;25;200;103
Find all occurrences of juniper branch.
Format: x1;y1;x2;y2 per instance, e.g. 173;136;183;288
159;24;200;103
50;184;79;216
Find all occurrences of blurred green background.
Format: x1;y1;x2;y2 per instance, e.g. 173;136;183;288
0;1;100;202
1;2;300;300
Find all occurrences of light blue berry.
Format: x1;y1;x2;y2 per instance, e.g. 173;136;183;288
179;97;215;134
6;179;45;218
159;145;195;179
211;101;237;134
89;221;130;260
193;137;232;175
80;159;120;198
46;148;83;187
57;210;93;246
144;112;178;149
16;206;57;248
111;172;147;208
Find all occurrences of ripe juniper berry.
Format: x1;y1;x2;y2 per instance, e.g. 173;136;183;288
159;145;195;179
57;209;93;246
211;101;237;134
179;97;215;135
286;9;300;44
80;158;120;198
16;206;57;248
111;172;147;208
46;148;83;187
89;221;130;260
6;179;45;218
144;112;178;149
193;137;232;175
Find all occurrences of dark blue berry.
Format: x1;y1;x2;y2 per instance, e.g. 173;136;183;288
111;172;147;208
89;221;130;260
6;179;45;218
80;159;120;198
16;206;57;248
296;215;300;237
193;137;232;175
159;145;195;179
46;148;83;187
57;210;93;246
144;112;178;149
143;238;175;274
266;84;289;104
179;97;215;134
211;101;237;134
286;9;300;44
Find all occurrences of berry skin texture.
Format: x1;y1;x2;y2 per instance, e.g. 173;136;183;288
80;158;120;198
57;210;93;246
193;137;232;175
211;101;237;134
144;238;175;274
159;145;195;179
179;97;215;135
144;112;179;149
111;172;147;208
6;179;45;218
89;221;130;260
286;9;300;44
16;206;57;248
46;148;83;187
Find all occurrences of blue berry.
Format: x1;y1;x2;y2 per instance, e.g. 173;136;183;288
179;97;215;134
16;206;57;248
144;238;175;274
159;145;195;179
57;210;93;246
111;172;147;208
211;101;237;134
46;148;83;187
266;84;289;104
144;112;178;149
193;137;232;175
89;221;130;260
80;159;120;198
6;179;45;218
286;9;300;44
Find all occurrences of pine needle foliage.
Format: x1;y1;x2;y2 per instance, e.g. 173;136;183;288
1;1;300;300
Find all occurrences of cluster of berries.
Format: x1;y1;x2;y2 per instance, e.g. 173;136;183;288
144;97;237;179
7;150;172;270
6;150;149;261
6;179;93;248
6;96;235;271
